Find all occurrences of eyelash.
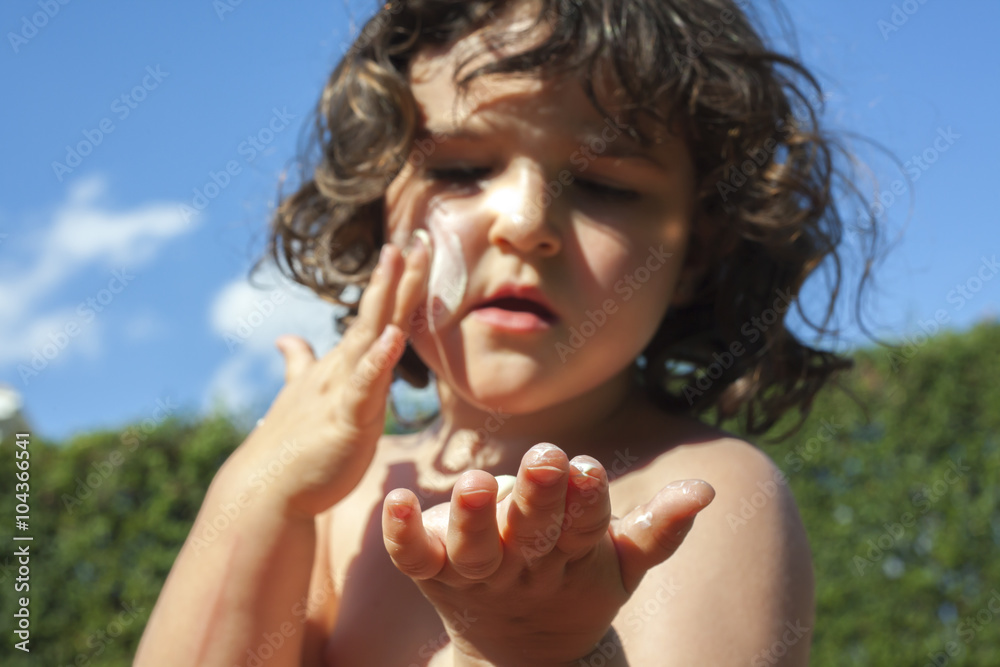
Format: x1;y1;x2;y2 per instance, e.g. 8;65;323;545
424;167;640;202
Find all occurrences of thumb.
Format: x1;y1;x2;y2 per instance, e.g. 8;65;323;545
612;479;715;593
275;335;316;383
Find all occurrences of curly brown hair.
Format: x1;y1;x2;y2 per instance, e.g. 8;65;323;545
265;0;881;436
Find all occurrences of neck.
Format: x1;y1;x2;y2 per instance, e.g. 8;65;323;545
427;369;643;476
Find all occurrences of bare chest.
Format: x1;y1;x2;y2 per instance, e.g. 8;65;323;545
322;463;454;667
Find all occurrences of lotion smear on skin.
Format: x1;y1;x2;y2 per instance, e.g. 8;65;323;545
418;198;469;394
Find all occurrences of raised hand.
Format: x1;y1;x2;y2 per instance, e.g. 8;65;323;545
381;443;715;666
229;233;431;518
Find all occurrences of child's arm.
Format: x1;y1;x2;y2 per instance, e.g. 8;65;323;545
134;239;430;666
133;457;321;667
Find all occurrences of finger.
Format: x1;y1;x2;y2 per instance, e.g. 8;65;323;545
337;243;403;361
383;488;447;580
393;229;432;335
275;335;316;383
555;456;611;560
612;480;715;593
445;471;503;580
502;444;570;566
349;323;407;395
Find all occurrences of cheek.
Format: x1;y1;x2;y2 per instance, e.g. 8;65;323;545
425;199;471;314
574;227;636;292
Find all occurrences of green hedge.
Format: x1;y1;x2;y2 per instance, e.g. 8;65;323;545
1;323;997;665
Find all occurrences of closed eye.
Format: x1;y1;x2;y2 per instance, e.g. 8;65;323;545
576;178;640;202
425;167;491;184
425;167;639;202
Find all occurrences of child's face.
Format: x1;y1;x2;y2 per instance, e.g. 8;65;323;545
385;12;697;415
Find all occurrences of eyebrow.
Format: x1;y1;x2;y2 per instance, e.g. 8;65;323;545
572;128;668;170
417;124;671;172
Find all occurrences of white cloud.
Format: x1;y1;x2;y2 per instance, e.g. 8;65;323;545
0;174;196;374
122;311;166;342
202;262;344;415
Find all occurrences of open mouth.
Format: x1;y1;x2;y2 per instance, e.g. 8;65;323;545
475;296;557;323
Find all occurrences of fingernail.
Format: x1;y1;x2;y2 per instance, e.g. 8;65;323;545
526;443;561;464
462;488;494;509
389;502;412;520
572;470;603;491
571;457;604;491
375;245;391;274
403;229;430;258
526;444;564;485
527;466;563;485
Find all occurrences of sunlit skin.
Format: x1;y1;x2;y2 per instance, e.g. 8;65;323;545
309;8;809;667
323;9;799;667
134;5;814;666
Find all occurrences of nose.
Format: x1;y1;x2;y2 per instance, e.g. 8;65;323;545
484;162;561;258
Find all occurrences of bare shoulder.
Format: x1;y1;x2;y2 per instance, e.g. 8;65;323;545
611;422;815;666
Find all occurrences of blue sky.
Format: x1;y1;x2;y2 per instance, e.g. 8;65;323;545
2;0;997;442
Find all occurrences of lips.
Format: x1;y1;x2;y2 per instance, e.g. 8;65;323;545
472;285;558;323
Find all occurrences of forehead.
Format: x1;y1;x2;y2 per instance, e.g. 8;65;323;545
406;5;681;152
408;3;551;128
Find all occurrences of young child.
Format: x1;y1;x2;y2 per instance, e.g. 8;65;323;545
137;0;865;664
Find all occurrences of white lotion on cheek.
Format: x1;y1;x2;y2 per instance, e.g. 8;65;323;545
426;209;468;313
424;198;469;392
